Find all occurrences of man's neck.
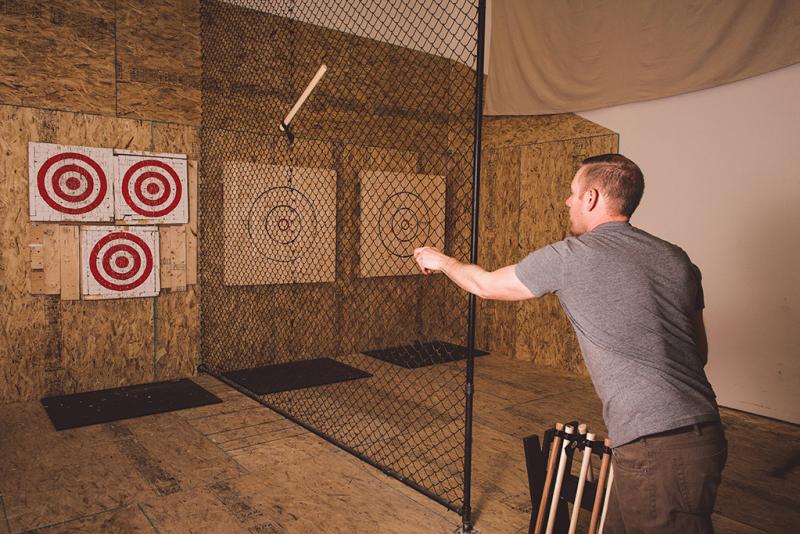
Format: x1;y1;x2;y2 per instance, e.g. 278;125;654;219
586;215;629;233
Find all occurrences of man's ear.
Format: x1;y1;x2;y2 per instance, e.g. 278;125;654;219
585;188;599;211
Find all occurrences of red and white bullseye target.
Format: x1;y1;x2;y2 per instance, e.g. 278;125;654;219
29;143;114;222
81;226;160;299
115;155;188;224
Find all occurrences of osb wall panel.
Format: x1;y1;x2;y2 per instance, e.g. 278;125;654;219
201;135;471;370
475;115;619;374
0;107;51;401
201;2;292;136
476;146;521;356
0;0;202;402
59;298;154;393
426;65;477;345
200;4;293;133
0;1;116;115
0;0;201;125
0;105;200;403
116;0;201;125
48;110;155;393
291;18;451;152
514;133;618;373
151;123;200;380
201;1;452;153
481;114;615;151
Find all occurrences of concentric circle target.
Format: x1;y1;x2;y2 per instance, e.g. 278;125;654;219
248;187;317;262
121;160;183;217
89;232;154;292
379;192;431;257
36;152;108;215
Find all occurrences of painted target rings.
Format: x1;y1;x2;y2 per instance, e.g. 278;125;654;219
379;192;431;257
248;186;316;262
121;159;182;217
89;231;154;291
36;152;108;215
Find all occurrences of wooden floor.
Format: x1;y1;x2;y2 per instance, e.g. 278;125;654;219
0;354;797;533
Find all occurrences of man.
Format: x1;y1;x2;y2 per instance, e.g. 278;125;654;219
414;154;726;533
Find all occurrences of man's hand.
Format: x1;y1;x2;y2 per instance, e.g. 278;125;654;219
413;247;454;275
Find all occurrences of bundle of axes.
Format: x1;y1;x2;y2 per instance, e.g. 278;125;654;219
524;422;614;534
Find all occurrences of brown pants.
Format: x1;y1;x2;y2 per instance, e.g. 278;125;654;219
604;421;727;534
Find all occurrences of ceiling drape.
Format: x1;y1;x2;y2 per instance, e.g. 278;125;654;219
485;0;800;115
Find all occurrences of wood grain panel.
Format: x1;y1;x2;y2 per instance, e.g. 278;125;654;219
0;0;116;114
150;124;200;380
476;146;521;356
0;106;50;402
116;0;201;125
514;135;618;372
482;114;615;151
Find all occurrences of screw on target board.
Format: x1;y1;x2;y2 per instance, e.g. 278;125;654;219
279;64;327;146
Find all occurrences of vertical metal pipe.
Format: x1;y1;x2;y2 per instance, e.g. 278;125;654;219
462;2;487;531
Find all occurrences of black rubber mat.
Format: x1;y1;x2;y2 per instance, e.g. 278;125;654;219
223;357;372;394
41;379;222;430
362;340;489;369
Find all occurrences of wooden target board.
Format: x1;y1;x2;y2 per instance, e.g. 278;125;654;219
358;171;446;278
114;153;188;224
80;226;160;299
28;143;114;222
223;162;337;286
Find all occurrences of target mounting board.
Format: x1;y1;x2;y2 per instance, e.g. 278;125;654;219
358;171;446;278
29;143;115;222
114;154;188;224
81;226;160;299
223;162;336;286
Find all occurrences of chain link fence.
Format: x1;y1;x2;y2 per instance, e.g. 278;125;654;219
199;0;484;522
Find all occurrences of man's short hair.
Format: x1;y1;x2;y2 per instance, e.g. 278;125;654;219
579;154;644;217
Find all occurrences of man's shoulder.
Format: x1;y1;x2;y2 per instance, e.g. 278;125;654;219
627;225;693;261
590;223;689;255
540;235;589;259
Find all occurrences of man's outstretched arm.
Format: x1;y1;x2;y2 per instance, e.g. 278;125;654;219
413;246;535;301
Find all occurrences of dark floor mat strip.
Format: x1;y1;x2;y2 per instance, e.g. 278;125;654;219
41;379;222;430
223;358;372;395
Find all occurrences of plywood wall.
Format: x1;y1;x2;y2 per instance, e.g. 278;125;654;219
0;1;201;403
477;115;619;373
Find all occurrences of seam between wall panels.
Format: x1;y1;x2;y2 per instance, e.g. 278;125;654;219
0;101;198;129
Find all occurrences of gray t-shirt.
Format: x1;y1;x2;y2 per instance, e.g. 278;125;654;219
515;221;719;446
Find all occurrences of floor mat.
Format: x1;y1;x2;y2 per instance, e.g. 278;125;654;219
362;340;489;369
41;379;222;430
223;357;372;395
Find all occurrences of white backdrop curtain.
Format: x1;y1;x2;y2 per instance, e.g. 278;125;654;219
485;0;800;115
